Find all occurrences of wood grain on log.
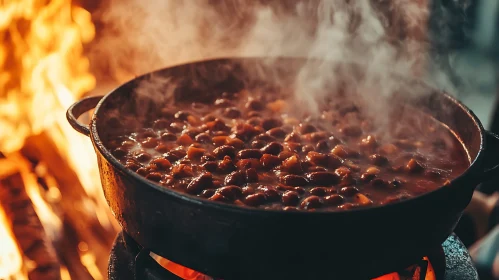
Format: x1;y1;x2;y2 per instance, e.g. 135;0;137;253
0;158;61;280
21;132;117;277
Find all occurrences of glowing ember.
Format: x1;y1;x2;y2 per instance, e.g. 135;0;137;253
154;255;437;280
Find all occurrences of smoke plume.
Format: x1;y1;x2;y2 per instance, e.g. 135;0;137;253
88;0;478;130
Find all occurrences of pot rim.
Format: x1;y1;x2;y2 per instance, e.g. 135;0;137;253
89;57;487;217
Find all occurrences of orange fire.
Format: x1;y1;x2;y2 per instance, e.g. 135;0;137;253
155;255;437;280
0;0;117;279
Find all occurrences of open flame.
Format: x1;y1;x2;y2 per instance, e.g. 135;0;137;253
0;0;118;278
155;255;437;280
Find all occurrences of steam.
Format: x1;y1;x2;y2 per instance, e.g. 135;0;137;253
89;0;475;126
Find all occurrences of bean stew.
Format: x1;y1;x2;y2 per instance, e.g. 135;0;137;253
104;88;469;211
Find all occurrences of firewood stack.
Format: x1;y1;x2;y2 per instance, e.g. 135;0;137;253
0;131;119;280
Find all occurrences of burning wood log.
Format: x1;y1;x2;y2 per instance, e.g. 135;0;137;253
21;131;117;278
0;158;60;280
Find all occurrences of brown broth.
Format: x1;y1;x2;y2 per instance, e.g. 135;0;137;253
104;89;469;211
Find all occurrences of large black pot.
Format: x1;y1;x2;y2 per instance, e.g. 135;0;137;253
67;57;499;279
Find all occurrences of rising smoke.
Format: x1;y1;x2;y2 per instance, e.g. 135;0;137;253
88;0;476;125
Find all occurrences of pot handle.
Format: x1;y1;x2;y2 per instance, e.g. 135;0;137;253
66;96;104;136
482;131;499;181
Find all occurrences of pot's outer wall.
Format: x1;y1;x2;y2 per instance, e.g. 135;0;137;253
89;58;485;279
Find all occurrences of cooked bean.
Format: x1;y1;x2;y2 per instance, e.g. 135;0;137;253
309;187;328;196
406;159;424;173
242;186;255;196
267;127;287;139
139;129;157;139
217;185;243;200
213;145;236;159
236;159;261;170
244;193;267;206
247;111;261;118
175;111;191;121
260;154;281;169
324;194;344;206
300;196;323;209
136;167;148;176
150;158;172;170
302;144;315;153
261;142;284;155
200;189;216;198
360;135;377;151
245;168;259;182
218;156;237;173
177;134;194;146
209;193;230;202
207;119;229;132
339;186;359;196
226;138;245;149
187;146;206;160
370;178;387;188
159;132;176;142
369;154;389;166
125;160;141;171
282;156;303;174
153;119;170;130
306;172;339;185
164;150;186;163
316;140;329;152
237;149;263;159
224;171;246;186
113;148;128;158
284;132;302;143
185;173;213;194
331;145;359;158
193;133;210;143
360;173;376;182
168;122;184;133
280;174;308;186
233;123;261;141
262;118;283;131
258;186;280;201
250;140;265;149
285;142;302;153
282;191;300;206
278;151;295;161
248;117;263;126
306;151;328;166
201;161;218;172
172;164;194;178
224;107;242;118
201;114;217;122
141;137;158;148
214;98;232;107
135;152;152;162
246;99;264;111
294;187;306;195
298;123;317;134
146;172;162;182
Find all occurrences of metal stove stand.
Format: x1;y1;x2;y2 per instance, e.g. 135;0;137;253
108;231;478;280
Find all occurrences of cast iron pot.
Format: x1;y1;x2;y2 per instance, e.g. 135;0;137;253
67;57;499;279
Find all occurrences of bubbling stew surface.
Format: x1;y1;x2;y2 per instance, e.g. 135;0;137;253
104;88;469;211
